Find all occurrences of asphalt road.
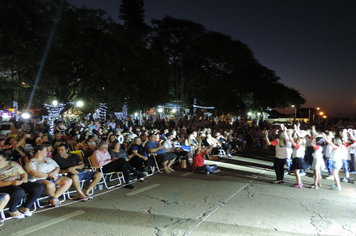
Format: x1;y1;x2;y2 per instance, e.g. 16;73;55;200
1;148;356;236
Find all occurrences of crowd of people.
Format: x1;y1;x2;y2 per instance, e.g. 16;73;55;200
265;123;356;190
0;115;355;226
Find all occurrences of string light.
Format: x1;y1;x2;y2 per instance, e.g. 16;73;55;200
44;102;65;136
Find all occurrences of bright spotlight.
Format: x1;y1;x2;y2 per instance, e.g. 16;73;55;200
21;112;31;119
76;101;84;107
158;108;163;113
248;112;252;116
134;112;138;116
257;112;261;116
52;100;58;106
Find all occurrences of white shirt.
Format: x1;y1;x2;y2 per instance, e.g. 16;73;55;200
26;157;59;174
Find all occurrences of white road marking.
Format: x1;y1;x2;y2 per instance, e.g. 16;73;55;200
126;184;160;196
11;210;85;236
179;172;193;177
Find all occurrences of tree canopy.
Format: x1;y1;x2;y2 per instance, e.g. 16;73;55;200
0;0;305;116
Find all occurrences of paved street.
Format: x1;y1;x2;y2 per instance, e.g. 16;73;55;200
1;148;356;236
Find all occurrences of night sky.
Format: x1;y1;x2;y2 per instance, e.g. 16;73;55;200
68;0;356;118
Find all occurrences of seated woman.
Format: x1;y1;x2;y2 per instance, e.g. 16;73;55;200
91;141;142;189
110;140;132;160
26;145;72;207
75;136;93;157
0;151;44;218
127;137;154;173
121;134;131;151
192;136;221;174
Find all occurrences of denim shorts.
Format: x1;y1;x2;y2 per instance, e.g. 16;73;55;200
331;161;342;170
342;159;349;173
78;171;96;181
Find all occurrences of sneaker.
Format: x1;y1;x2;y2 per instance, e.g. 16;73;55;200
23;211;33;217
330;185;341;191
325;175;334;180
125;184;135;189
214;169;221;173
10;213;25;219
341;178;350;182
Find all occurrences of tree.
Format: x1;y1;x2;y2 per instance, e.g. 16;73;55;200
119;0;147;32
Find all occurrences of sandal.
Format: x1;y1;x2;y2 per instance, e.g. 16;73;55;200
49;197;61;207
310;185;319;189
80;196;89;202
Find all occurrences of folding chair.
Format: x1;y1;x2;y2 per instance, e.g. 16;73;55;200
34;177;67;208
65;150;94;198
88;156;125;189
0;198;25;221
147;153;161;175
251;135;261;147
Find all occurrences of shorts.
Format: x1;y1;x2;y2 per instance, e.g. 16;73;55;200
77;171;96;181
0;193;9;202
331;161;341;170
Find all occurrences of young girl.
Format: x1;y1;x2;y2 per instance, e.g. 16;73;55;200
323;133;344;191
310;128;325;189
288;125;306;188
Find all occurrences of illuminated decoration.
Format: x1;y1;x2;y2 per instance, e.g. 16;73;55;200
98;103;107;120
122;102;128;122
139;110;143;125
152;107;156;124
13;101;18;121
193;98;197;113
44;102;65;135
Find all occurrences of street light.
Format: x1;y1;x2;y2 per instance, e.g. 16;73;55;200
21;112;31;119
158;108;163;113
172;108;176;113
316;107;320;110
291;105;297;120
76;101;84;107
319;112;324;115
52;100;58;106
323;115;327;119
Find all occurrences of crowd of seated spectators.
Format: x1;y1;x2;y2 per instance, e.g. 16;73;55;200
0;115;351;225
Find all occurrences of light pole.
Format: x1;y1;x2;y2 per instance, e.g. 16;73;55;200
291;105;297;120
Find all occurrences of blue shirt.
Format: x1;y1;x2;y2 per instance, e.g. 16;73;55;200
145;141;166;154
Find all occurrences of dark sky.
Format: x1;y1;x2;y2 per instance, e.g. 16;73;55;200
68;0;356;117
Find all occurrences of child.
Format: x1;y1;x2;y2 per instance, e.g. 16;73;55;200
310;130;325;189
323;133;344;191
288;125;306;188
